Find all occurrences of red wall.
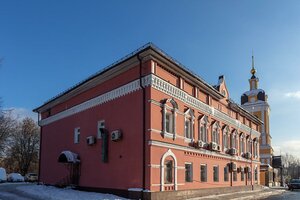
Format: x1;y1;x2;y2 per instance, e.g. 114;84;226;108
40;61;152;190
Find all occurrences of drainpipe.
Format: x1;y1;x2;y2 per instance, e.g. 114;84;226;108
251;128;254;190
137;54;146;199
37;112;42;184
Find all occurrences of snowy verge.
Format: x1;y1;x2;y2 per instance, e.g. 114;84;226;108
16;185;128;200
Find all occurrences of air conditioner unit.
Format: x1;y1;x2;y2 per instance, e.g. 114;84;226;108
245;152;252;159
230;162;237;172
209;142;218;151
195;140;206;148
228;148;237;156
216;145;221;152
86;136;96;145
111;130;122;141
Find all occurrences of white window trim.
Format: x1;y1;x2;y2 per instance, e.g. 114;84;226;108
162;99;178;140
74;127;80;144
97;120;105;139
211;121;220;145
184;108;194;142
222;126;229;151
160;149;178;191
199;115;209;143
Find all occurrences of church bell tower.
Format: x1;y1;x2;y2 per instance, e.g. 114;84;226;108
241;55;273;165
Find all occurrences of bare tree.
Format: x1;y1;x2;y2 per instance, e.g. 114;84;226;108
0;101;15;158
4;118;39;175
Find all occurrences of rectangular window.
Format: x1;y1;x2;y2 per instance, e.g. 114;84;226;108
248;172;252;181
97;120;105;139
185;120;192;139
164;160;173;184
233;171;237;181
185;163;193;182
241;171;245;181
255;168;258;181
166;112;173;133
213;165;219;182
74;127;80;144
201;164;207;182
224;166;229;182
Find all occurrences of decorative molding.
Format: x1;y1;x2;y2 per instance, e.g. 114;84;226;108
149;74;261;138
149;140;257;163
39;73;262;140
160;149;178;191
39;79;142;126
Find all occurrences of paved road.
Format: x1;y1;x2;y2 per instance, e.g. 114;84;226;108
0;183;43;200
263;190;300;200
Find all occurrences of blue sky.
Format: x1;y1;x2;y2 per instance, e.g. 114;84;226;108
1;0;300;157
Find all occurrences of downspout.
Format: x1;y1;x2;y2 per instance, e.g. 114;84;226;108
137;54;146;198
37;112;42;184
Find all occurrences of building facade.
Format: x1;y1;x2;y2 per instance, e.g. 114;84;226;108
34;44;262;199
241;56;274;186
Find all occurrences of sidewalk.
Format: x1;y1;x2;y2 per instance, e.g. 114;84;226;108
187;187;287;200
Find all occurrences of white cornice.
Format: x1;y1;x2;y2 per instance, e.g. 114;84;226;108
39;79;143;126
149;140;261;164
39;73;261;139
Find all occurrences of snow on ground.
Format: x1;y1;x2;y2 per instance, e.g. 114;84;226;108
16;185;128;200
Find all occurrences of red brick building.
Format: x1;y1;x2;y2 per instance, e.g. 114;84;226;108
34;43;263;199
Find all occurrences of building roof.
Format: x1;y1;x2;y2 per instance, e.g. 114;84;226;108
33;43;263;124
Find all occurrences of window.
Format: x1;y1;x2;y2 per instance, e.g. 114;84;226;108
239;133;245;154
213;165;219;182
246;137;252;153
165;112;173;133
223;126;229;151
211;121;220;144
231;130;237;149
74;127;80;144
224;166;229;182
248;171;252;181
164;160;173;184
184;109;194;140
162;98;178;137
241;171;245;181
185;163;193;182
254;167;258;181
199;116;208;142
185;120;192;139
253;140;258;157
201;164;207;182
233;171;237;181
97;120;105;139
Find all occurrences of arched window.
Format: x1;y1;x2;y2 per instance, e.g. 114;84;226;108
211;121;220;144
160;149;178;191
184;108;194;140
222;126;230;151
198;115;208;142
162;98;178;139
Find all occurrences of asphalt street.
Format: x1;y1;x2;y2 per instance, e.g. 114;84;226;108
263;190;300;200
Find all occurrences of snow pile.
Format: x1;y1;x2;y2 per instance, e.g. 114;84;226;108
17;185;128;200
